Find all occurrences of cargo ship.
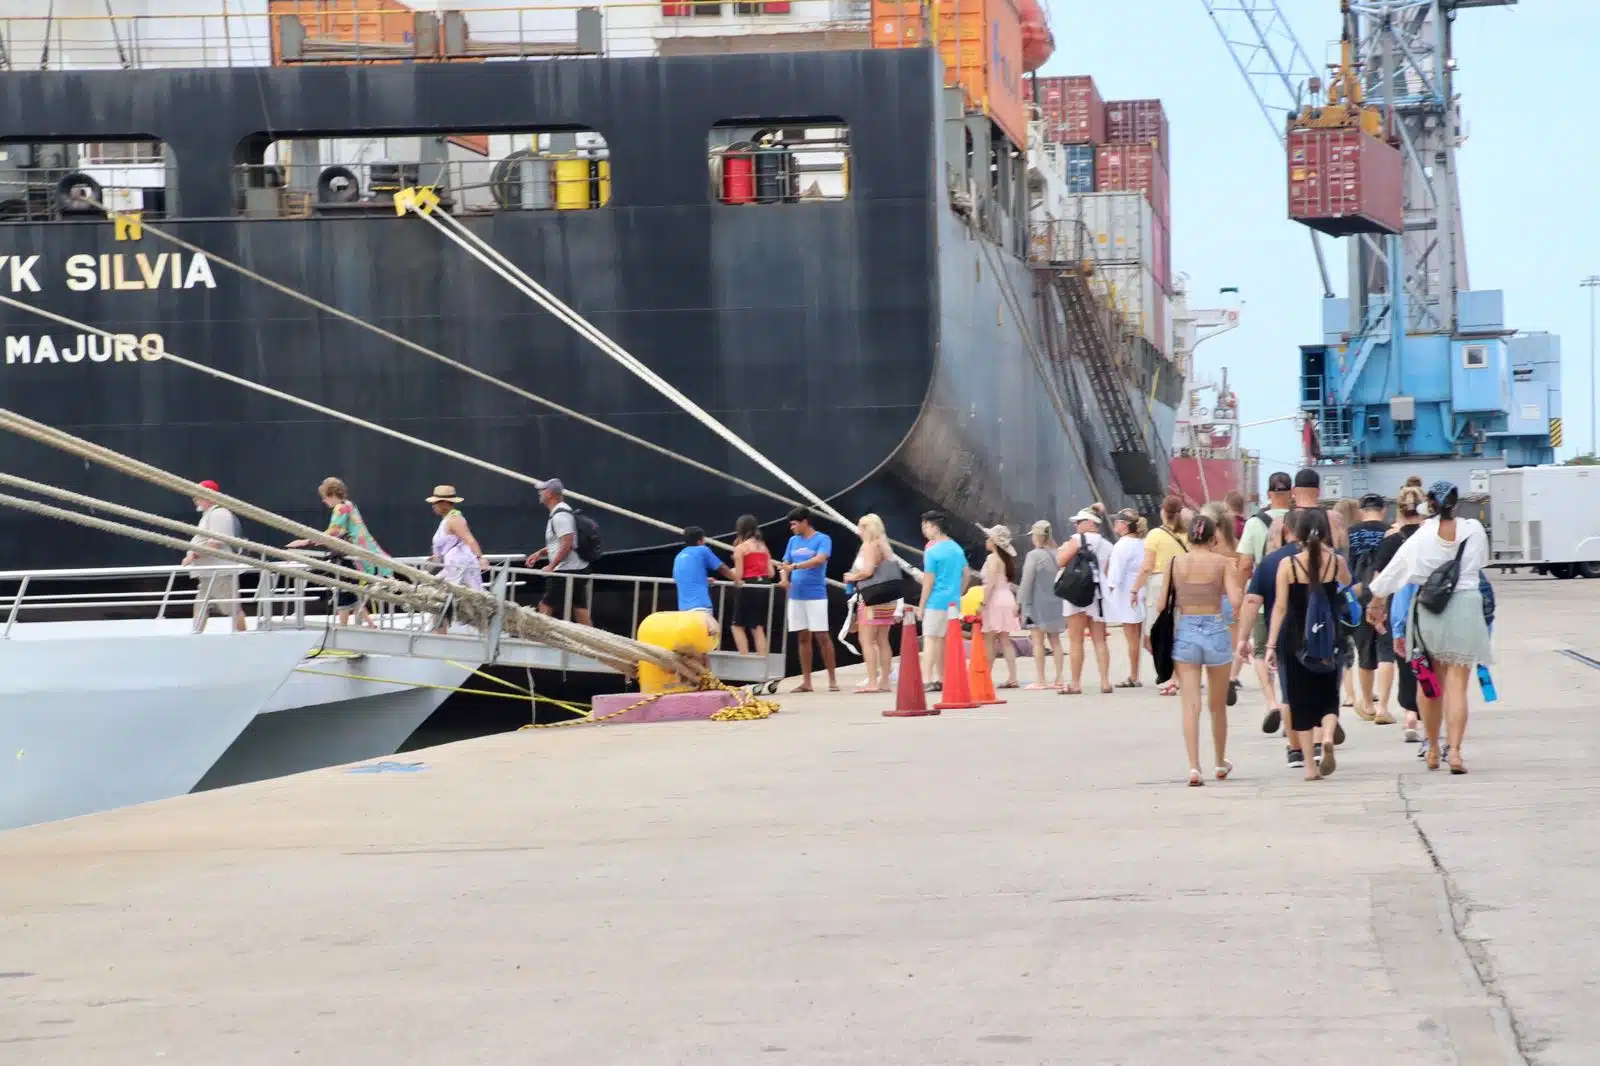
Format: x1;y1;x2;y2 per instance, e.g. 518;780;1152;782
0;1;1186;572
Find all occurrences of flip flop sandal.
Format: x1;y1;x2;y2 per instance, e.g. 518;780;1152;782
1115;679;1140;689
1215;760;1234;781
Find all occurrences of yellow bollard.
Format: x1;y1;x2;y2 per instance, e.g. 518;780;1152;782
636;610;719;694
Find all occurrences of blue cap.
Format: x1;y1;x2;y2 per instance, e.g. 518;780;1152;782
1427;479;1458;503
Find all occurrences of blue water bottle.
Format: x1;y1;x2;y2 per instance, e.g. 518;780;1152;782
1477;665;1498;703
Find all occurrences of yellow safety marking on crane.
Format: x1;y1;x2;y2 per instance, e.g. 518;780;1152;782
1551;417;1563;448
112;212;143;242
393;185;441;217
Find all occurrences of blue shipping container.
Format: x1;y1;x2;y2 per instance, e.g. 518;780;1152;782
1066;144;1095;193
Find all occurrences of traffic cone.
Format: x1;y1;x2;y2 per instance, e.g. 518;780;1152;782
884;617;938;717
967;627;1005;705
934;618;979;711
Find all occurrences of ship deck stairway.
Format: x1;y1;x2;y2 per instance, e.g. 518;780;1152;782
1039;266;1167;509
0;560;786;688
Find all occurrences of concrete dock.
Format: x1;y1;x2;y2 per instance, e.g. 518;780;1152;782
1;576;1593;1065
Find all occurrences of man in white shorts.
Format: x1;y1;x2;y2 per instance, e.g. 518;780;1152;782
780;507;836;692
916;510;968;691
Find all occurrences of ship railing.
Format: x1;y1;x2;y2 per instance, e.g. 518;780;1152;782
0;556;788;685
0;1;874;73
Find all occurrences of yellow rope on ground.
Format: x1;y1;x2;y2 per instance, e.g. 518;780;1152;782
514;672;779;729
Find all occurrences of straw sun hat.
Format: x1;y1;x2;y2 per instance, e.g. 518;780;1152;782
426;484;464;504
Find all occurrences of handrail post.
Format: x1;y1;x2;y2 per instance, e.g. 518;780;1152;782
483;565;510;665
3;576;30;639
158;569;178;620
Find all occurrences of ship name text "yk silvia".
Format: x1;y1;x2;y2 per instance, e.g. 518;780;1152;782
0;252;218;293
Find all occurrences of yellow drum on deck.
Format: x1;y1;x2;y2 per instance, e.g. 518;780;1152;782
636;610;719;693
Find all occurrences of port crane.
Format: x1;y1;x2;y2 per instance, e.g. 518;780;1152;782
1201;0;1556;497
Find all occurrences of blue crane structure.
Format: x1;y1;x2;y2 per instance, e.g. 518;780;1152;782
1202;0;1559;498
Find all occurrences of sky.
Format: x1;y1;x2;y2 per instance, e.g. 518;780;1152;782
1034;0;1600;487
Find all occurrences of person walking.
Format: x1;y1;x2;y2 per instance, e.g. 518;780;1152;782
915;511;967;692
1057;507;1112;695
1368;485;1428;743
288;476;391;627
425;485;488;633
673;526;734;617
1234;510;1305;768
979;525;1022;690
843;513;901;694
729;515;776;657
1203;500;1249;706
1267;508;1351;780
1131;496;1189;696
1367;482;1492;774
1019;519;1065;689
1238;471;1293;711
779;507;837;693
1347;492;1395;723
1168;512;1243;785
1102;509;1147;687
525;478;593;626
1224;490;1248;542
183;478;248;633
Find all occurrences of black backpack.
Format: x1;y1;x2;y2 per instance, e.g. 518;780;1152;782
1053;534;1099;608
555;503;604;564
1294;559;1339;675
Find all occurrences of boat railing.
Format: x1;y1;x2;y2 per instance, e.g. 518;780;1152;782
0;1;875;73
0;556;791;681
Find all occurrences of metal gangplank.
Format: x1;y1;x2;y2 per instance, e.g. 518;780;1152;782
0;557;788;688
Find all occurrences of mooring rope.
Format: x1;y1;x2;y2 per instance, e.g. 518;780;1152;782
0;409;693;678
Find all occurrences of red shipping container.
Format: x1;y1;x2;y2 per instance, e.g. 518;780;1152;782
1287;128;1403;236
1105;98;1169;163
1096;142;1169;227
1029;74;1104;145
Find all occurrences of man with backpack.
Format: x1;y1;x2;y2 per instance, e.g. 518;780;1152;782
526;478;596;626
1347;493;1394;724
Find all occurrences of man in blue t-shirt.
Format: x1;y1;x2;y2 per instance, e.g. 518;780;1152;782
916;510;969;690
780;507;837;692
673;526;733;614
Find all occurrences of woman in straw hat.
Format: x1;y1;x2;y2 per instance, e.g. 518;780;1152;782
427;485;488;613
1058;507;1113;695
980;524;1022;689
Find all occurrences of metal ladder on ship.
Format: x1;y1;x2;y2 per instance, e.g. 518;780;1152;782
1044;267;1166;510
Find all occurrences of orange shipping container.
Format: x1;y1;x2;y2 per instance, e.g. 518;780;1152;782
872;0;1026;149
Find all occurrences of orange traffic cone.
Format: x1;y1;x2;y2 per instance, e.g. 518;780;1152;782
967;626;1005;705
884;617;939;718
934;618;978;710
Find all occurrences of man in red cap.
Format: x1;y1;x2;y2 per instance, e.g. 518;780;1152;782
183;479;247;632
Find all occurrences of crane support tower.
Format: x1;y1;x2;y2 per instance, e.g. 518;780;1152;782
1207;0;1560;500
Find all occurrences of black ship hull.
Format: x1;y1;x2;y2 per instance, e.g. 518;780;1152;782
0;49;1177;569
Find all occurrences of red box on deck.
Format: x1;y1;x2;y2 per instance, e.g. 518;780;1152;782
1095;142;1169;227
1030;74;1104;145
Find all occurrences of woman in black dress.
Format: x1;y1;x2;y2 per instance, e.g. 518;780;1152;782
1266;508;1351;780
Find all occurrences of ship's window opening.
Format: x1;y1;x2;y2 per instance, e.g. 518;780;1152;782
0;138;172;224
662;2;725;15
708;122;850;205
1512;366;1534;382
237;130;611;218
734;1;794;13
1462;344;1488;369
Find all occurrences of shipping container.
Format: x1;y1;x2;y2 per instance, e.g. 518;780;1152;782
1029;74;1104;145
1065;143;1095;193
1095;141;1169;225
1104;98;1169;164
873;0;1027;149
1287;128;1403;236
1096;262;1164;351
1062;191;1154;265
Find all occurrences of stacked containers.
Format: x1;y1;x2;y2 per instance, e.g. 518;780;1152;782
1064;144;1095;194
1094;141;1170;296
1062;192;1163;351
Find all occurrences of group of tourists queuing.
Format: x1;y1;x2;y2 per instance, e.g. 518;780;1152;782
183;470;1496;784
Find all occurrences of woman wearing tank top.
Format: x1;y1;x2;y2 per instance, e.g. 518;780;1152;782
843;513;900;693
1167;513;1244;786
730;514;776;658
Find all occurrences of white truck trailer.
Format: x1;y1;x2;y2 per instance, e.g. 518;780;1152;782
1488;466;1600;578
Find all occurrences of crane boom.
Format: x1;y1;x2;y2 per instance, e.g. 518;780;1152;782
1200;0;1334;296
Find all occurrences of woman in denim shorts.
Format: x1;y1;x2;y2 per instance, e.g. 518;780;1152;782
1165;513;1244;786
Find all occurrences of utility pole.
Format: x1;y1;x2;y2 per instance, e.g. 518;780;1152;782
1583;277;1600;458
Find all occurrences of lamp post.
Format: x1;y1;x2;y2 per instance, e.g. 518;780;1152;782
1582;276;1600;458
